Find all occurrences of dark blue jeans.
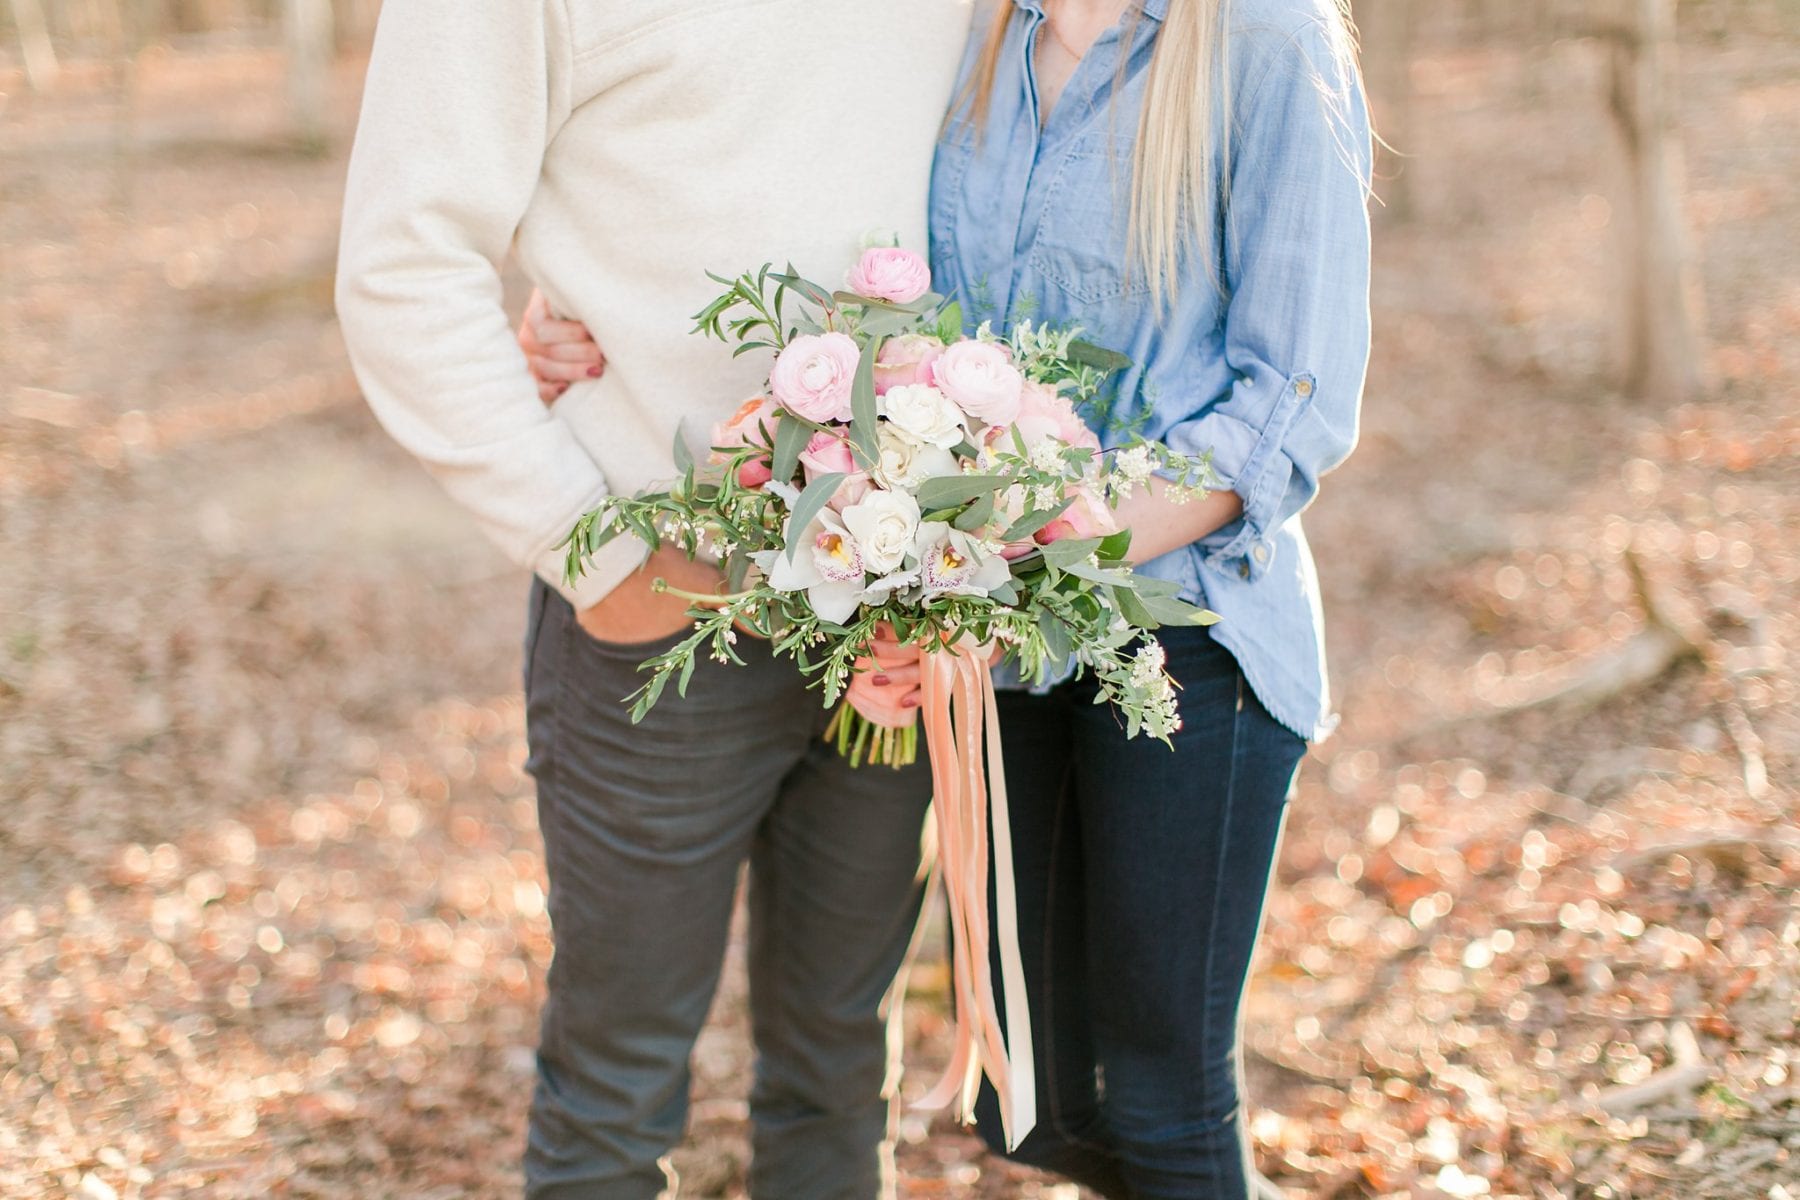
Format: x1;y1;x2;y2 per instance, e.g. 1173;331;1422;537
973;627;1305;1199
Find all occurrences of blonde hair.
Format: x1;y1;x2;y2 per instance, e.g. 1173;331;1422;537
961;0;1358;307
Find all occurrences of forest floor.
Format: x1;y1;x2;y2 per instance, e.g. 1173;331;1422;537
2;16;1796;1200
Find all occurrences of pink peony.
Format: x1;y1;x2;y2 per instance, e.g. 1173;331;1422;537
873;334;946;396
1011;381;1100;453
1034;487;1118;546
770;333;860;423
933;340;1024;427
845;247;932;304
711;395;780;488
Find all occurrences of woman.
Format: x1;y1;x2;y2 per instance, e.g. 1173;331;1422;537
526;1;1371;1194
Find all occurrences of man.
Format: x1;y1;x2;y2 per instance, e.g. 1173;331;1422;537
333;3;970;1196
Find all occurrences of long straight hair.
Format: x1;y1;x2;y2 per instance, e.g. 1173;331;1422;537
960;0;1358;307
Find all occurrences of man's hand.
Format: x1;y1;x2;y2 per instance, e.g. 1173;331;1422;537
845;625;923;729
519;290;605;404
575;544;722;646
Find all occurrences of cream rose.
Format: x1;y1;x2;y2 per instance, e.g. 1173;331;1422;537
873;423;959;490
840;488;922;575
880;383;967;450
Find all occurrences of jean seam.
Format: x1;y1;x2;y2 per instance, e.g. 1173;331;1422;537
1044;761;1112;1158
1198;672;1246;1132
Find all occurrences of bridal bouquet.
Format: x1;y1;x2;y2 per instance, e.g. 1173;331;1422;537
562;245;1218;1147
563;246;1217;758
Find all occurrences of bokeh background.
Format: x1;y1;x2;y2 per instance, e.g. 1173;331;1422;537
2;1;1796;1197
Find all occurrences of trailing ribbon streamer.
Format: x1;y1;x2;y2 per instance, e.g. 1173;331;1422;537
913;636;1037;1151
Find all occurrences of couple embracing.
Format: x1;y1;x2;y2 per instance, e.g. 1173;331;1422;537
334;1;1371;1197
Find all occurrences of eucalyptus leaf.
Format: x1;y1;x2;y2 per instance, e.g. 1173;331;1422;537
1037;609;1074;663
936;299;964;342
1039;535;1103;569
783;473;847;562
1066;339;1133;372
913;473;1009;511
1097;528;1134;561
849;337;882;467
953;491;997;532
1141;595;1221;626
1115;588;1160;630
771;412;808;484
670;427;694;475
1001;498;1074;542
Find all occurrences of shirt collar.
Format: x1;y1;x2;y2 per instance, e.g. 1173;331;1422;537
1009;0;1166;22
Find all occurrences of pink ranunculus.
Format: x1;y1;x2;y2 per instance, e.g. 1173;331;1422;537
845;247;932;304
1034;486;1119;546
1013;380;1100;453
933;340;1023;427
873;333;946;396
769;333;860;423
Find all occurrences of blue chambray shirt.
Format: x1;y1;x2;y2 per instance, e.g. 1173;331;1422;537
930;0;1373;739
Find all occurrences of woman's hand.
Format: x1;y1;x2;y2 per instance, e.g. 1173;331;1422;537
519;290;605;403
845;625;923;729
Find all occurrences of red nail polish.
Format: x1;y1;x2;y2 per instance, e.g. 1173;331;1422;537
873;674;891;686
901;696;919;709
587;365;603;377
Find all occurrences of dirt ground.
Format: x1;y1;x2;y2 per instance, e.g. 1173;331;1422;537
2;15;1796;1200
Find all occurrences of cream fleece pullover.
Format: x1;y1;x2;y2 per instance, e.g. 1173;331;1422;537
336;0;971;608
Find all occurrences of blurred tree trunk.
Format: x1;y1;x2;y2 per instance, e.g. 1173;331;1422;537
283;0;333;148
8;0;60;90
1356;0;1420;221
1605;0;1707;405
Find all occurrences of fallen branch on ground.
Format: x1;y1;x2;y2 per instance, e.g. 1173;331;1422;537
1595;1022;1709;1114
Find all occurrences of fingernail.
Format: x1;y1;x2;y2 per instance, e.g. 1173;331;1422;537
587;365;603;377
901;696;919;709
872;673;891;686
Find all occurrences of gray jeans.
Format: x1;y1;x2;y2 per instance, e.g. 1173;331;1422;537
520;580;932;1199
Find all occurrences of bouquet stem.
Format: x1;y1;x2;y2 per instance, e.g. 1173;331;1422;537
824;701;918;769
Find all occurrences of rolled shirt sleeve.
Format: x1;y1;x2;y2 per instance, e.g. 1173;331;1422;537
334;0;643;609
1162;11;1373;582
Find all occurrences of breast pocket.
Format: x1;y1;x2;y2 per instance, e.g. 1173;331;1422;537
1029;133;1149;306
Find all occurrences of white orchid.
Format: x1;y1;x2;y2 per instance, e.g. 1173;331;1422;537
914;521;1013;599
755;508;868;625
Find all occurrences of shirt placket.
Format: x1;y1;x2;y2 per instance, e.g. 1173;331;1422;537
1003;7;1135;327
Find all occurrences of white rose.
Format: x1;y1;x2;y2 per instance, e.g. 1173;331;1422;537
880;384;967;450
840;488;922;575
873;423;959;490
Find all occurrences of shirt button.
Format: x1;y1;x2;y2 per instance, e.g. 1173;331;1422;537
1294;379;1314;398
1253;543;1271;563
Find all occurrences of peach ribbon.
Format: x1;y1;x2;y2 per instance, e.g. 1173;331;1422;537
913;636;1037;1152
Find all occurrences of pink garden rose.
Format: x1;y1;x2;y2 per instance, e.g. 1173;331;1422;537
873;334;945;395
1034;486;1118;546
1011;380;1100;453
845;247;931;304
800;431;873;507
711;395;780;488
770;332;859;423
933;340;1023;427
